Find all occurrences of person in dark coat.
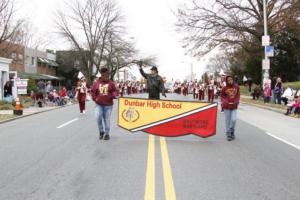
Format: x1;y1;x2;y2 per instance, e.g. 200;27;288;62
139;62;166;100
4;81;12;97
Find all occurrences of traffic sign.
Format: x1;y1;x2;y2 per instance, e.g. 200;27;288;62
262;59;270;70
266;46;274;57
262;35;270;46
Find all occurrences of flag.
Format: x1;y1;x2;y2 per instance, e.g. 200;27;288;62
78;71;85;79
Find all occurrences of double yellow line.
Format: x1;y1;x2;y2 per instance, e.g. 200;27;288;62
144;135;176;200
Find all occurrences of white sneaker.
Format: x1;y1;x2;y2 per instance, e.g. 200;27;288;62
83;110;86;114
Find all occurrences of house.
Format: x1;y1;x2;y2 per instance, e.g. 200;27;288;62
0;57;12;100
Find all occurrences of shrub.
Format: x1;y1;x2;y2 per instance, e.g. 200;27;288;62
27;77;37;94
0;104;14;110
0;100;8;105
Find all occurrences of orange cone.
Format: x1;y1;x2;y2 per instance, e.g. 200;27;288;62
15;98;21;110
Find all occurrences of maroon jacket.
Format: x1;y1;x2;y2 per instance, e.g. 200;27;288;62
91;79;118;106
221;76;240;110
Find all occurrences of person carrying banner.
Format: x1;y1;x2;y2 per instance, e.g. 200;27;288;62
91;67;119;140
139;62;166;100
221;75;240;141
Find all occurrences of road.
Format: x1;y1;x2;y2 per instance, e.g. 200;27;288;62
0;93;299;200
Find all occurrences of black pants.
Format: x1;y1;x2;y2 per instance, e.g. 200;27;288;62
252;93;260;100
149;93;160;100
281;97;288;105
148;89;160;100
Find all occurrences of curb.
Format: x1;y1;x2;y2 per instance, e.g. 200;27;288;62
0;103;76;125
240;100;286;114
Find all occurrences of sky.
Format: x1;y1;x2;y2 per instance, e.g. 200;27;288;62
15;0;211;81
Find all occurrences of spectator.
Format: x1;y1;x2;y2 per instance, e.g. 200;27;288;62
37;80;45;93
66;80;74;99
247;77;253;92
285;96;300;118
251;84;261;100
59;87;68;105
52;90;62;106
271;77;277;103
274;77;282;104
3;81;13;102
281;87;295;106
30;91;36;106
4;81;12;97
263;83;271;103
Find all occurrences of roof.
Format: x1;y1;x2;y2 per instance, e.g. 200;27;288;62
17;72;65;80
37;57;59;67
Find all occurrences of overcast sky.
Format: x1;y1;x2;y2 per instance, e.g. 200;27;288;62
15;0;210;81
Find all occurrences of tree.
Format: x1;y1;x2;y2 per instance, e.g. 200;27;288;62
0;0;24;57
55;0;122;82
201;72;209;83
272;28;300;82
176;0;300;56
103;30;156;80
18;21;50;50
206;53;231;74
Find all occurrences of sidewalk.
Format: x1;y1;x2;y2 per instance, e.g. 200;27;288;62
0;103;74;124
240;95;287;114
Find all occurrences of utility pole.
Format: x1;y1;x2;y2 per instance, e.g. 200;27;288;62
262;0;271;84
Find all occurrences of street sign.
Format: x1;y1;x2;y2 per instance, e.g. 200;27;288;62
262;59;270;70
15;79;28;95
266;46;274;57
262;35;270;46
118;97;217;138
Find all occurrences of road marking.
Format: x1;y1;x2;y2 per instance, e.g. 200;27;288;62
57;118;79;129
266;132;300;150
160;137;176;200
144;135;155;200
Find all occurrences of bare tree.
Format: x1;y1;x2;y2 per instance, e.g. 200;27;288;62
206;53;231;74
176;0;300;57
102;29;156;80
55;0;122;81
18;21;50;50
0;0;24;57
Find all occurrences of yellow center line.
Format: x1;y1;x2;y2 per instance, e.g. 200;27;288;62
145;135;155;200
160;137;176;200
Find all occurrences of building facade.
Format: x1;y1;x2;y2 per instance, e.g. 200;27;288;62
24;48;58;76
0;57;12;100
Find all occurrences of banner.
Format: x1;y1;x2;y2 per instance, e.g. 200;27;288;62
118;98;217;138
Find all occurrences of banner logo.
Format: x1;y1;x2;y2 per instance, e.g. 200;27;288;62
122;107;140;123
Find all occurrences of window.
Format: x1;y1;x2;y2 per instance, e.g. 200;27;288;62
11;53;17;59
18;54;23;60
32;57;35;65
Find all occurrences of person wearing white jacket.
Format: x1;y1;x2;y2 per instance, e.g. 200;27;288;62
281;87;295;105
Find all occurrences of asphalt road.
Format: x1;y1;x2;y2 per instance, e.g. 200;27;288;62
0;93;299;200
